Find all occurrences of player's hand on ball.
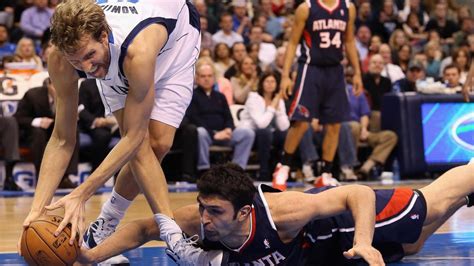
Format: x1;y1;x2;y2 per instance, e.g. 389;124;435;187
18;209;44;255
45;190;87;245
343;244;385;266
280;76;293;100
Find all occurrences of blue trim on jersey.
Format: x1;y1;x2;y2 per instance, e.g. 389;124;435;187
108;30;114;44
186;1;201;32
118;17;177;78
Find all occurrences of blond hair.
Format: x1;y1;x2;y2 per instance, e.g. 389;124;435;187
50;0;110;54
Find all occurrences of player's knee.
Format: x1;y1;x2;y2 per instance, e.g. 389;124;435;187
149;138;172;159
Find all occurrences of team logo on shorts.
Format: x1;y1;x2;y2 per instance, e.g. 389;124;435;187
297;105;310;118
410;214;419;220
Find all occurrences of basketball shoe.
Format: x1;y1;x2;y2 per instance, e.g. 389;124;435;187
82;217;130;265
272;163;290;191
313;172;341;188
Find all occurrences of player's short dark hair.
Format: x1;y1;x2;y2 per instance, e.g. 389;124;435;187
197;163;257;214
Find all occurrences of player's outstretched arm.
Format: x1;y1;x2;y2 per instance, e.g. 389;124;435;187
18;48;80;254
79;218;157;263
269;185;384;265
280;3;308;100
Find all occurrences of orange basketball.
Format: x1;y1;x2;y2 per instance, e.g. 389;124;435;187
20;215;80;266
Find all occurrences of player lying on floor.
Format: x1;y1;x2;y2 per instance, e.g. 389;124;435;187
78;163;474;265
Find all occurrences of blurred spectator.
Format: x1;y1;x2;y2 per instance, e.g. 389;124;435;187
363;54;392;114
361;34;382;73
258;0;283;38
0;114;21;191
247;42;260;65
372;0;400;42
379;44;405;83
200;16;214;50
212;12;244;48
232;0;251;38
388;29;408;59
49;0;59;9
224;42;250;79
240;72;289;180
424;40;442;78
355;25;372;63
13;37;43;70
14;78;78;188
199;48;212;58
398;0;429;26
78;79;119;171
20;0;53;40
275;13;294;45
194;0;219;34
456;5;471;24
355;2;372;29
452;47;471;84
0;24;15;63
252;13;275;43
453;17;474;49
394;44;411;73
402;11;428;45
425;2;459;44
197;56;234;105
443;64;462;92
266;45;286;77
0;0;16;29
231;56;259;104
248;25;277;66
213;42;234;79
342;84;398;180
392;60;426;92
187;63;255;172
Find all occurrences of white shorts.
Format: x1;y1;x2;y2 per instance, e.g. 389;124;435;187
96;65;194;128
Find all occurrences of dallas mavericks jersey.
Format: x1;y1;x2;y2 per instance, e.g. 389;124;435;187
202;185;309;265
87;0;200;93
298;0;350;66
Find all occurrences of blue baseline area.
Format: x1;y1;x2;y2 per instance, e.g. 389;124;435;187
2;232;473;265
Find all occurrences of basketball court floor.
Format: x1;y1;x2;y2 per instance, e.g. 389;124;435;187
1;181;473;265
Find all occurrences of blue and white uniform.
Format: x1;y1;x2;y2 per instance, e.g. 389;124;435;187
85;0;200;127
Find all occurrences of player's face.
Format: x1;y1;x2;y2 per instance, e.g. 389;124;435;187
198;196;243;242
64;33;110;79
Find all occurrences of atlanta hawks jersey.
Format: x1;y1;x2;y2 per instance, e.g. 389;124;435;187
201;185;310;265
299;0;350;66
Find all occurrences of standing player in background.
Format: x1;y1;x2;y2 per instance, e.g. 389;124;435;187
273;0;363;190
18;0;200;264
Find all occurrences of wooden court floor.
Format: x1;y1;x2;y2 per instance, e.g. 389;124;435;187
1;182;474;254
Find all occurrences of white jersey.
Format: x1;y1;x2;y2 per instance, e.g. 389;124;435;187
81;0;201;127
83;0;200;91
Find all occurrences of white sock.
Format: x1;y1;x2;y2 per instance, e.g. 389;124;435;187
98;188;132;221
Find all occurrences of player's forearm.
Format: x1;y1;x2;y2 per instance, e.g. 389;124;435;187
31;136;76;211
88;219;152;263
78;133;145;198
282;41;298;78
347;185;376;247
346;40;361;76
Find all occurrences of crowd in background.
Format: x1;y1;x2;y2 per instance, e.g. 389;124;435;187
0;0;473;190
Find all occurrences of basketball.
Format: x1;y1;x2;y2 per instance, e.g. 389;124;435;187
20;215;80;265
